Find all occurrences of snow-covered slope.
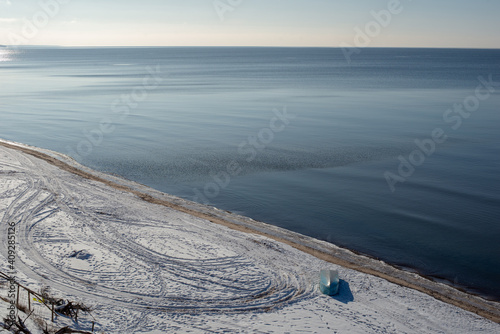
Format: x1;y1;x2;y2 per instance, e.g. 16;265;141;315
0;142;498;333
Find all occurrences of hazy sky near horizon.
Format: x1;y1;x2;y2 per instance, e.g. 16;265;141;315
0;0;498;48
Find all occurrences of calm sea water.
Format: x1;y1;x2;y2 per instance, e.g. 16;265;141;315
1;47;499;300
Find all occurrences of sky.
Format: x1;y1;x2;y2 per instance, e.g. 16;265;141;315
0;0;499;48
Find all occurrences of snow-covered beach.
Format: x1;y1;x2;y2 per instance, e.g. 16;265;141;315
0;140;498;333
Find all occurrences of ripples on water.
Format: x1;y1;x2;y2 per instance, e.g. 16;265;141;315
1;47;499;300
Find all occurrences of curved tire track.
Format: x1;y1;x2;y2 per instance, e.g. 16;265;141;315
0;147;313;313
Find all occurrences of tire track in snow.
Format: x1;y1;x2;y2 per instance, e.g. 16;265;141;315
0;147;313;313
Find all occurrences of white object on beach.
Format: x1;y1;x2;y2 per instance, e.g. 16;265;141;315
319;269;340;296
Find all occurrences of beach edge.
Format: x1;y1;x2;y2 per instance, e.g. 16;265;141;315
1;139;498;323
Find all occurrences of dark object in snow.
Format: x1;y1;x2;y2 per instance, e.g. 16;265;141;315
55;300;93;319
54;327;92;334
69;250;92;260
2;315;32;334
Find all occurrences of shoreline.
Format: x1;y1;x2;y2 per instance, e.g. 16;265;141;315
1;139;499;324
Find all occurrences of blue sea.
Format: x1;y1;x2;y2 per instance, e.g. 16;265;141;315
1;46;499;300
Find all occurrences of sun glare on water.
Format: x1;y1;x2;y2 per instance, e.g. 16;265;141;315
0;49;15;62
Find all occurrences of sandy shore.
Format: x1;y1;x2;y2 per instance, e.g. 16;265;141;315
0;139;499;333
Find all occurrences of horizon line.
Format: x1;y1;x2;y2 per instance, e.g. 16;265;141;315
2;45;500;50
